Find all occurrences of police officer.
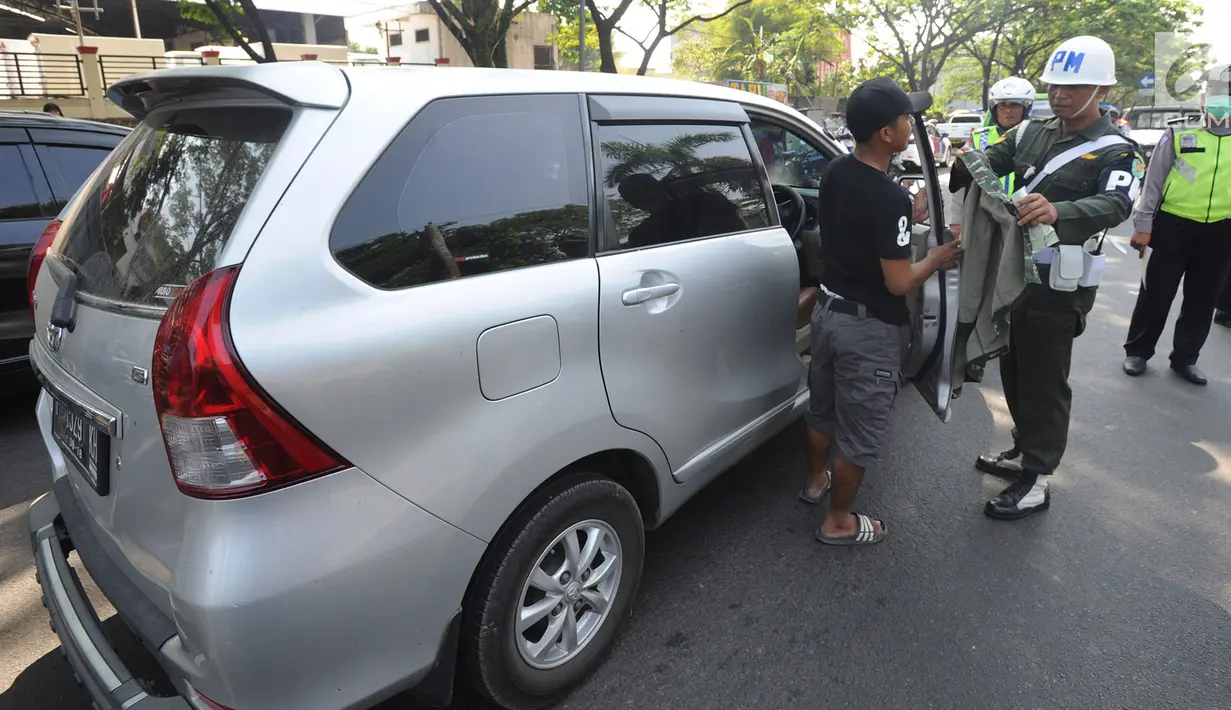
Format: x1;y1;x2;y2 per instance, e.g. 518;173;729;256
1123;64;1231;385
947;76;1036;240
951;36;1144;519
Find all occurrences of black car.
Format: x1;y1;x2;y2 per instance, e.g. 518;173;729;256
0;111;128;392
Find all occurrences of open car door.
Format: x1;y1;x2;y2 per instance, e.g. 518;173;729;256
896;112;960;422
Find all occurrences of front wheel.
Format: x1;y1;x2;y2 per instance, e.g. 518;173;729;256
462;475;645;710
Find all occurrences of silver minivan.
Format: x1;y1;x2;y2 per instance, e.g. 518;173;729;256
26;62;957;710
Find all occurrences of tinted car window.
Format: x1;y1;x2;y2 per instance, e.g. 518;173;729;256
0;144;46;221
330;95;590;290
37;144;116;204
597;124;769;249
53;107;289;307
750;120;829;189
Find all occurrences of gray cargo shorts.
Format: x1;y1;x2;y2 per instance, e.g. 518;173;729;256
805;297;904;469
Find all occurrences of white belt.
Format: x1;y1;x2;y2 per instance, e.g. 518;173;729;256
1032;244;1106;290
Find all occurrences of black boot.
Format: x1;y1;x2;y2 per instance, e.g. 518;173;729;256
984;475;1050;520
975;446;1023;478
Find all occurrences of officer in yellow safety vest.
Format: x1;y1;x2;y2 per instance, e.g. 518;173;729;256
1123;63;1231;386
945;77;1035;241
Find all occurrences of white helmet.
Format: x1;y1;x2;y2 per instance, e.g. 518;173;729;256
1041;36;1117;86
988;77;1035;108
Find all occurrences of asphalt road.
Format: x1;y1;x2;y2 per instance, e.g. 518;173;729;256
3;223;1231;710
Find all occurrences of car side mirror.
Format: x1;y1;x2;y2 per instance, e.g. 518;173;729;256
898;176;926;196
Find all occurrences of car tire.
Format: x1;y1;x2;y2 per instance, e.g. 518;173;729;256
462;474;645;710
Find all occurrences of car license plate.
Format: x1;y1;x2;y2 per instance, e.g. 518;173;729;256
51;399;110;496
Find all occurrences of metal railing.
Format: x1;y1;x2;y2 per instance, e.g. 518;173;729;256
0;52;84;98
220;57;437;67
99;54;205;86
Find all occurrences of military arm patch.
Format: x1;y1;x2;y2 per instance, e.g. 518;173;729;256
1099;151;1140;202
1132;157;1146;179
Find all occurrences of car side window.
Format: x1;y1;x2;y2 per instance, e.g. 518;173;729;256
330;94;590;290
597;123;769;250
35;143;117;205
749;119;830;190
0;143;48;221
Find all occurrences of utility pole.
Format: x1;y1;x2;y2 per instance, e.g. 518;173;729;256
57;0;104;45
70;0;85;46
130;0;142;38
578;0;586;72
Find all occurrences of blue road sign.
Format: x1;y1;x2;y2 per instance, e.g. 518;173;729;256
1138;74;1156;89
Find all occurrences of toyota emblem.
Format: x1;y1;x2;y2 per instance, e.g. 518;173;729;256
46;324;64;353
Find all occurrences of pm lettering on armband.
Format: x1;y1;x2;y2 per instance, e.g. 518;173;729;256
1105;170;1140;200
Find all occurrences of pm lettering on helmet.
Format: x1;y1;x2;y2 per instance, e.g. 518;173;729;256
1052;50;1085;74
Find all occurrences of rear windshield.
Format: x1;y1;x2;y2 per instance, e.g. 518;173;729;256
949;115;982;124
53;106;289;308
1127;109;1203;129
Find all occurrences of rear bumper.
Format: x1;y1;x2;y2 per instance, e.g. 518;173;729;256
28;490;198;710
29;417;487;710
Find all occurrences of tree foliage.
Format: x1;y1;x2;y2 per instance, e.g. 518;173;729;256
670;0;846;92
942;0;1201;110
425;0;536;68
831;0;1013;92
178;0;276;62
616;0;754;76
538;0;608;70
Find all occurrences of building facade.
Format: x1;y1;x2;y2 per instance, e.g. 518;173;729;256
346;3;557;69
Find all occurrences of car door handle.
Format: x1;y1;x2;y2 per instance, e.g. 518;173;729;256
621;283;680;306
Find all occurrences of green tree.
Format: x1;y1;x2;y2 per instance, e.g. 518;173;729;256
583;0;647;73
178;0;276;62
425;0;536;68
538;0;605;70
669;0;846;92
990;0;1201;107
831;0;1011;92
348;41;380;55
616;0;754;77
822;55;907;97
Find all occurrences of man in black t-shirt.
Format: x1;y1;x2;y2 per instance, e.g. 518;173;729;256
799;77;963;546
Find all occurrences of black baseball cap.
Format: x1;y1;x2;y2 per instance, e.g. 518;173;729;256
845;77;932;141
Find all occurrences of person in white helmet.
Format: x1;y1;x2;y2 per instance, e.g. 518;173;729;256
946;77;1035;241
945;76;1035;383
950;36;1145;520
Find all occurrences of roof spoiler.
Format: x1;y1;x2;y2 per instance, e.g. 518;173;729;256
107;62;349;120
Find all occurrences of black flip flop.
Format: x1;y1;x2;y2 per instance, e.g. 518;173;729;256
815;513;887;545
797;469;831;504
